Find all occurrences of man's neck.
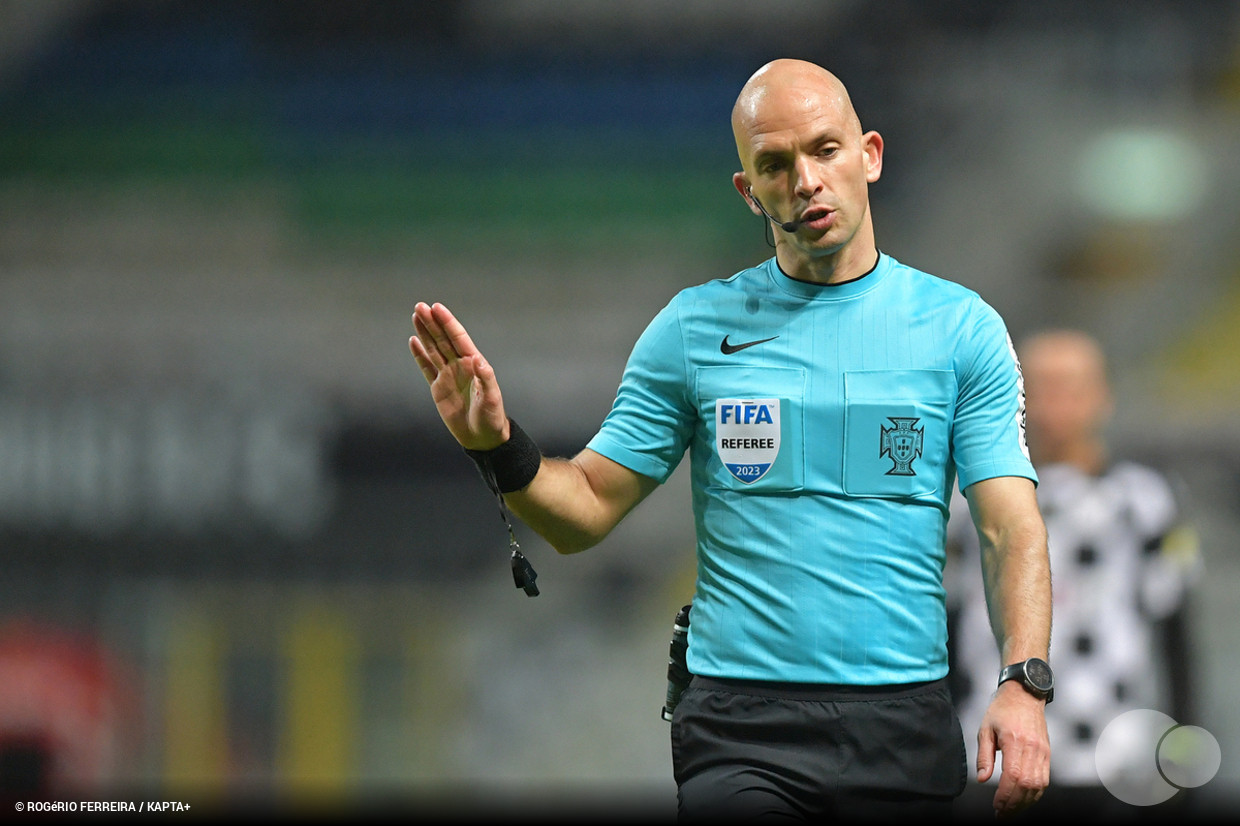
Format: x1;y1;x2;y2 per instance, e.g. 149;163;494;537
776;242;879;285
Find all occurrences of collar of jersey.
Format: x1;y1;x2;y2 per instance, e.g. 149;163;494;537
765;251;890;301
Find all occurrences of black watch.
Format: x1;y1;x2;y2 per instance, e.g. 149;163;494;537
997;657;1054;703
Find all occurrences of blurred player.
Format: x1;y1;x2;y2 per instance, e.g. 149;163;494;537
947;329;1201;815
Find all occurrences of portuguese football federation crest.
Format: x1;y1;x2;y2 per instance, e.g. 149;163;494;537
880;416;924;476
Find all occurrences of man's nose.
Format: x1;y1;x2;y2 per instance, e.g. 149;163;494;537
793;156;824;198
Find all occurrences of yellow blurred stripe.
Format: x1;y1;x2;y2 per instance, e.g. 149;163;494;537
163;609;227;793
1152;278;1240;411
277;606;359;803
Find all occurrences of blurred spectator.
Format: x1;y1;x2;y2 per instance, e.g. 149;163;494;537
946;329;1203;813
0;619;135;801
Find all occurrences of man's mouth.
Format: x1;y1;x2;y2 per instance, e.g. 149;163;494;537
799;207;835;230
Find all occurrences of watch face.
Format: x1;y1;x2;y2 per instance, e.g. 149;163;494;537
1026;658;1053;691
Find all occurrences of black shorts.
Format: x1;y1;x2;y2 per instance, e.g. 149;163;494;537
671;675;968;822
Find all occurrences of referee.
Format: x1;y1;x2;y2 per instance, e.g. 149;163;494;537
410;58;1052;821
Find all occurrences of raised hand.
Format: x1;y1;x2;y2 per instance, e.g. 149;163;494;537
409;302;510;450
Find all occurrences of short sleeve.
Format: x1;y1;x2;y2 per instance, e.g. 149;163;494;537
585;297;694;483
952;298;1037;491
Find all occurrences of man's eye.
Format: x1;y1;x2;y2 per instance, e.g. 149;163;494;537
760;160;784;174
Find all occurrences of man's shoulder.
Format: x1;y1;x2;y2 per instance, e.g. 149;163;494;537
634;264;769;348
705;258;771;289
886;254;984;301
1105;460;1178;503
661;259;770;309
1042;460;1180;531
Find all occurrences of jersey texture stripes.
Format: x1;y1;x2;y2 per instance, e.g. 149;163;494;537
588;253;1035;684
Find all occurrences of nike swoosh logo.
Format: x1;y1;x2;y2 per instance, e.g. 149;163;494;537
720;335;779;355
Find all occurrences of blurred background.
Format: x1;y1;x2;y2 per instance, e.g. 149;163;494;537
1;0;1239;820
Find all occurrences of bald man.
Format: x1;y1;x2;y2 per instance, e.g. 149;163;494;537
410;59;1051;820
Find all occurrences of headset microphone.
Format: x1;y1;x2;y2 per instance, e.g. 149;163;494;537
747;188;800;232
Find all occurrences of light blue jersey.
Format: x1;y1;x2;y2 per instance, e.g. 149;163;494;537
586;253;1035;684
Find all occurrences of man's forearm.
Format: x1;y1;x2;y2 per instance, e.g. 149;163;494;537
982;521;1052;664
504;456;611;554
504;450;658;555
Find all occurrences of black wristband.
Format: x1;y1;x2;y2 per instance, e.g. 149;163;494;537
464;418;542;494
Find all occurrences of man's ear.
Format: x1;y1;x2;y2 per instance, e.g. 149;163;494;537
733;171;762;216
863;131;884;183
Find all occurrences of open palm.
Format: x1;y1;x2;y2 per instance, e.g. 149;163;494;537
409;302;509;450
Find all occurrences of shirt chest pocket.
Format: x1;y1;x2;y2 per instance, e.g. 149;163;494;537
843;369;954;499
695;365;806;492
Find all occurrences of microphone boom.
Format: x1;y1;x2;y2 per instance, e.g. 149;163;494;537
748;189;800;232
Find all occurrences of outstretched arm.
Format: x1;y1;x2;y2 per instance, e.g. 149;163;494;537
966;475;1052;818
409;302;657;554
